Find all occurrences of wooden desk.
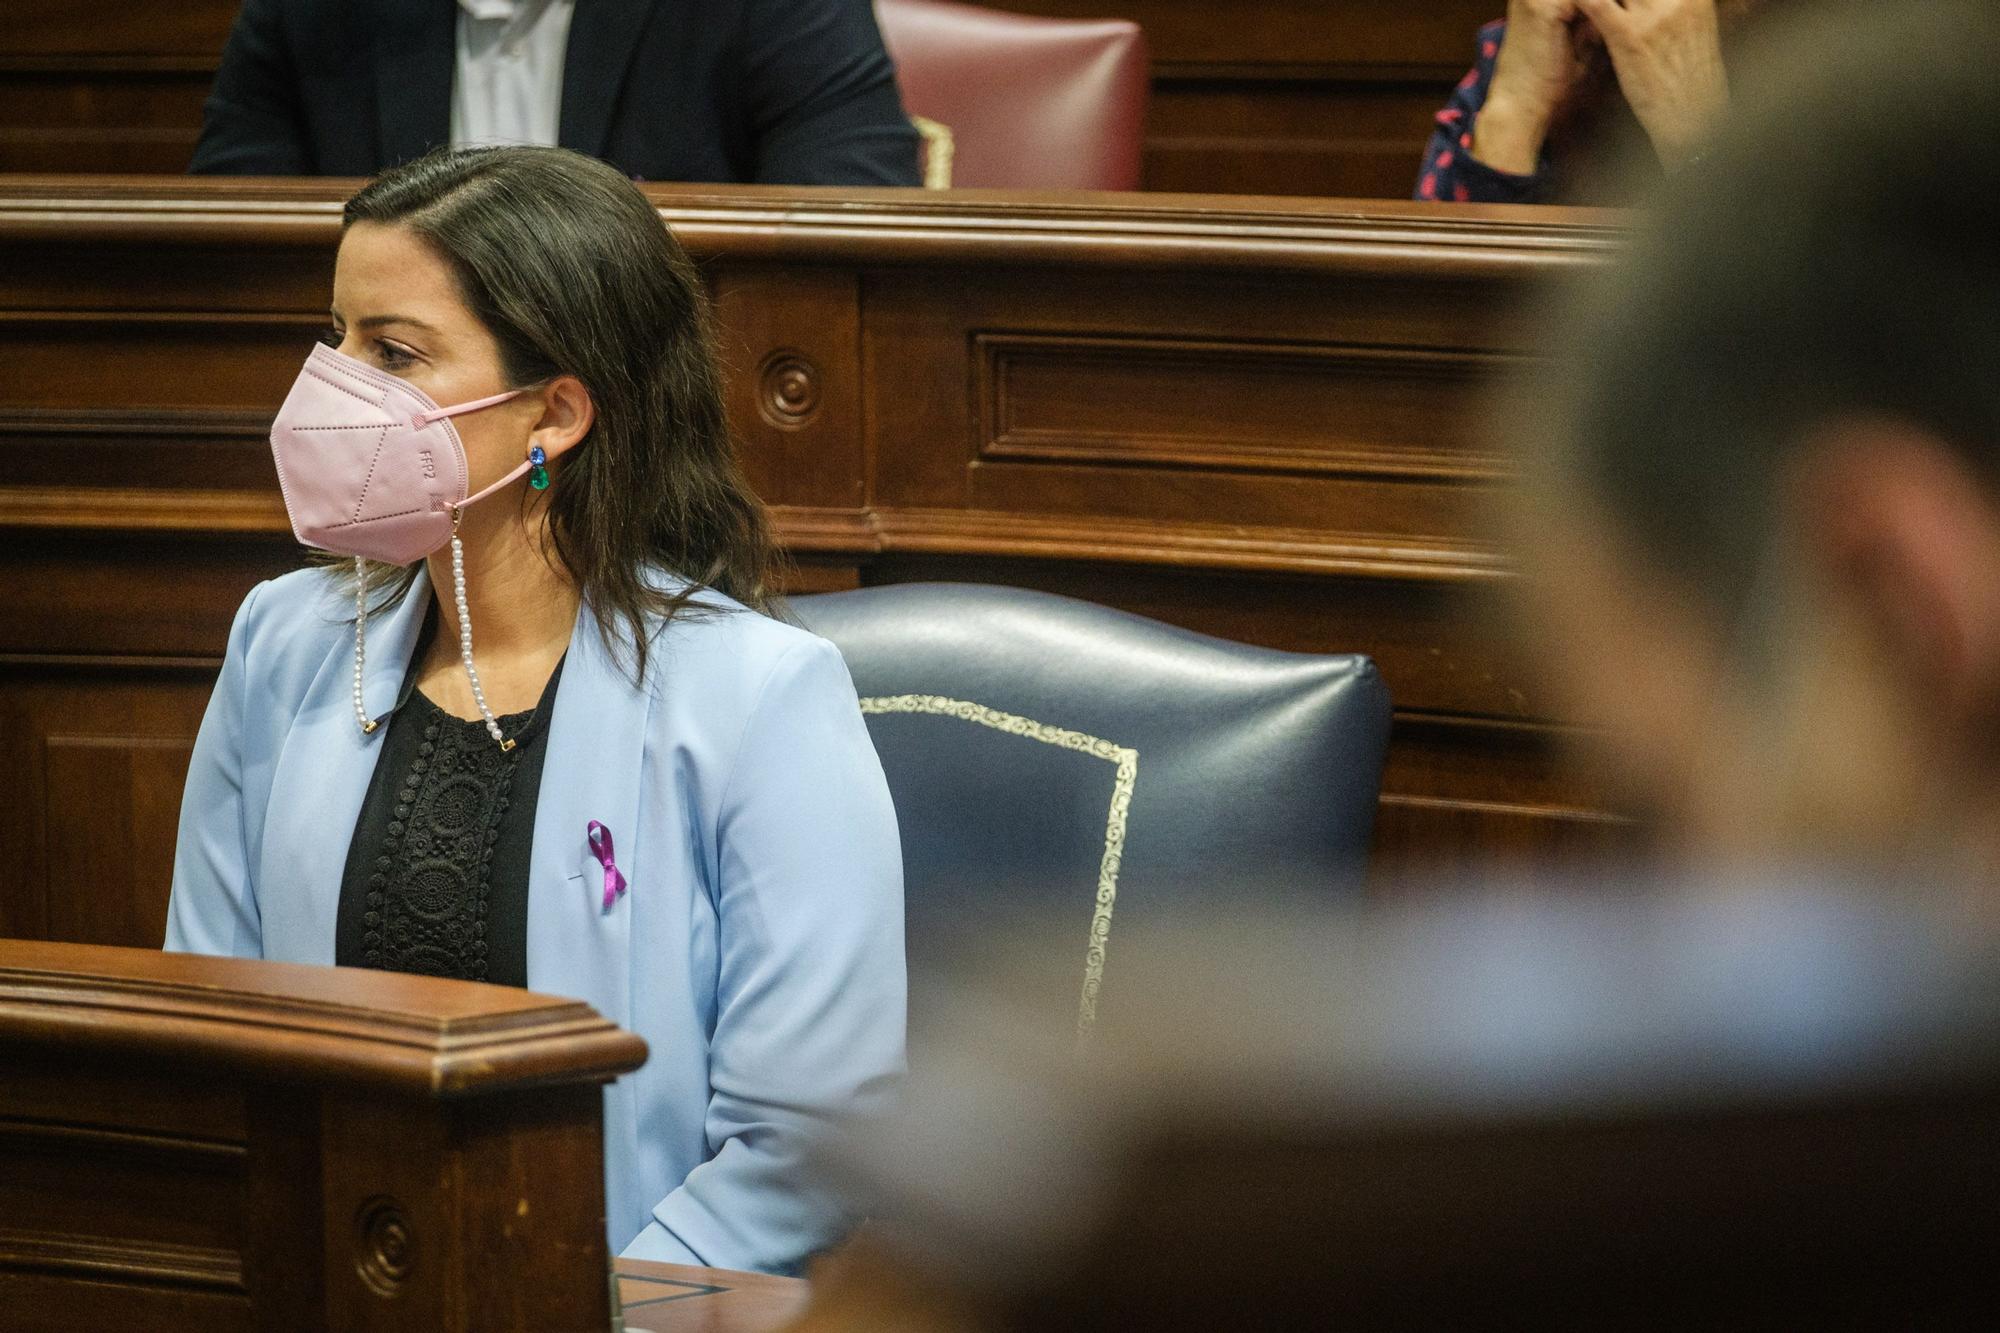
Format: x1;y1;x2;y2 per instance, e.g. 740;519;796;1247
0;939;647;1330
617;1261;807;1333
0;178;1631;948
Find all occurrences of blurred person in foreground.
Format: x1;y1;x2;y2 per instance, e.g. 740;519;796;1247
794;0;2000;1325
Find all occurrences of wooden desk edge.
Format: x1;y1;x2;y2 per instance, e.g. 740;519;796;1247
615;1258;809;1332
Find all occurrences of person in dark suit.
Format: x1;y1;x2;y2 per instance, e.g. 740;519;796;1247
190;0;923;185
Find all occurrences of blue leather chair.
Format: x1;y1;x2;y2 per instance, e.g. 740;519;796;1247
791;583;1393;1038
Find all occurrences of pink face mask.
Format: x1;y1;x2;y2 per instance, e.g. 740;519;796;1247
269;342;533;565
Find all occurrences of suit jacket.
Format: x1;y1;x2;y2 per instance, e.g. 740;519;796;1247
165;565;907;1274
189;0;923;185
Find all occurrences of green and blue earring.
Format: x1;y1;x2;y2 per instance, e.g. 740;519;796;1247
528;445;549;491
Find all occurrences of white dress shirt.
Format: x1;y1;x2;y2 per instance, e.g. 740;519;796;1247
450;0;577;149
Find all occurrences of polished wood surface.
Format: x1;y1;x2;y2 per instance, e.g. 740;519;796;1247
2;0;1491;197
0;939;646;1330
0;177;1631;948
617;1260;809;1333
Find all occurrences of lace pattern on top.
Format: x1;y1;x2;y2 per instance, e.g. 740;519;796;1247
360;695;536;982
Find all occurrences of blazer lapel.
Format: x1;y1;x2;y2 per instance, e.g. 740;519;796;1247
524;598;645;1034
373;0;458;166
258;567;432;962
558;0;659;160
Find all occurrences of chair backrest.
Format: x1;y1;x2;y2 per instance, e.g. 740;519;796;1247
791;583;1392;1036
875;0;1150;190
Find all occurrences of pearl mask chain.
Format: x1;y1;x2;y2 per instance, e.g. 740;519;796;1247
351;555;377;735
449;505;516;751
348;507;516;752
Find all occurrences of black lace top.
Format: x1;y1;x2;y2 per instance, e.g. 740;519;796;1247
334;636;565;988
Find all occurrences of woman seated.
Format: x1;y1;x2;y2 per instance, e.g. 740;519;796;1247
165;145;905;1275
1418;0;1767;204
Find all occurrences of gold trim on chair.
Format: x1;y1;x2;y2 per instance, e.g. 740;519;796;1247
908;115;955;190
859;694;1139;1041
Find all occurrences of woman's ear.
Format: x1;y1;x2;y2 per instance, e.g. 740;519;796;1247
528;374;595;463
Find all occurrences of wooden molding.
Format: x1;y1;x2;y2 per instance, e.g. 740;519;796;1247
0;939;647;1097
765;502;879;554
867;506;1506;581
0;1229;242;1292
0;488;1505;582
0;485;287;533
0;176;1625;276
0;405;270;437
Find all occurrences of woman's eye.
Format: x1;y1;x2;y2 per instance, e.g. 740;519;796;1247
316;327;341;349
376;340;416;370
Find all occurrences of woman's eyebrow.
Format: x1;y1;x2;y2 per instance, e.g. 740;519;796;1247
354;314;441;335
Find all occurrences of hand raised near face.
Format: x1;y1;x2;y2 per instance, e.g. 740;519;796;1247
1474;0;1595;176
1575;0;1729;164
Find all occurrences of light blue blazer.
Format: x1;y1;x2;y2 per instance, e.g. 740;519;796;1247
165;565;906;1274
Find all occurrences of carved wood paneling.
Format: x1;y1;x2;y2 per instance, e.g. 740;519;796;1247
0;941;644;1326
0;1117;247;1274
708;265;867;508
977;332;1509;479
0;180;1633;942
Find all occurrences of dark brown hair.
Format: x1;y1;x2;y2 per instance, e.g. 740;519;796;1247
340;144;778;681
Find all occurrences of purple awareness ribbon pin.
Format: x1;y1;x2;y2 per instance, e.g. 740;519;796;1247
587;820;628;911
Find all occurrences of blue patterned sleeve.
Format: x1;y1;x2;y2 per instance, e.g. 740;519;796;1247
1417;21;1552;204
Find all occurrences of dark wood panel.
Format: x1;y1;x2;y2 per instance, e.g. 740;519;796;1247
0;71;207;175
0;535;287;658
0;1116;246;1258
3;0;238;57
0;665;218;945
1146;79;1455;200
1375;711;1636;884
0;0;232;174
863;263;1520;555
979;333;1504;478
0;238;336;314
1;407;281;493
43;736;194;947
0;312;319;411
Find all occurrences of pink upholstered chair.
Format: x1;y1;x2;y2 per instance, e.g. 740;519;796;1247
875;0;1150;190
